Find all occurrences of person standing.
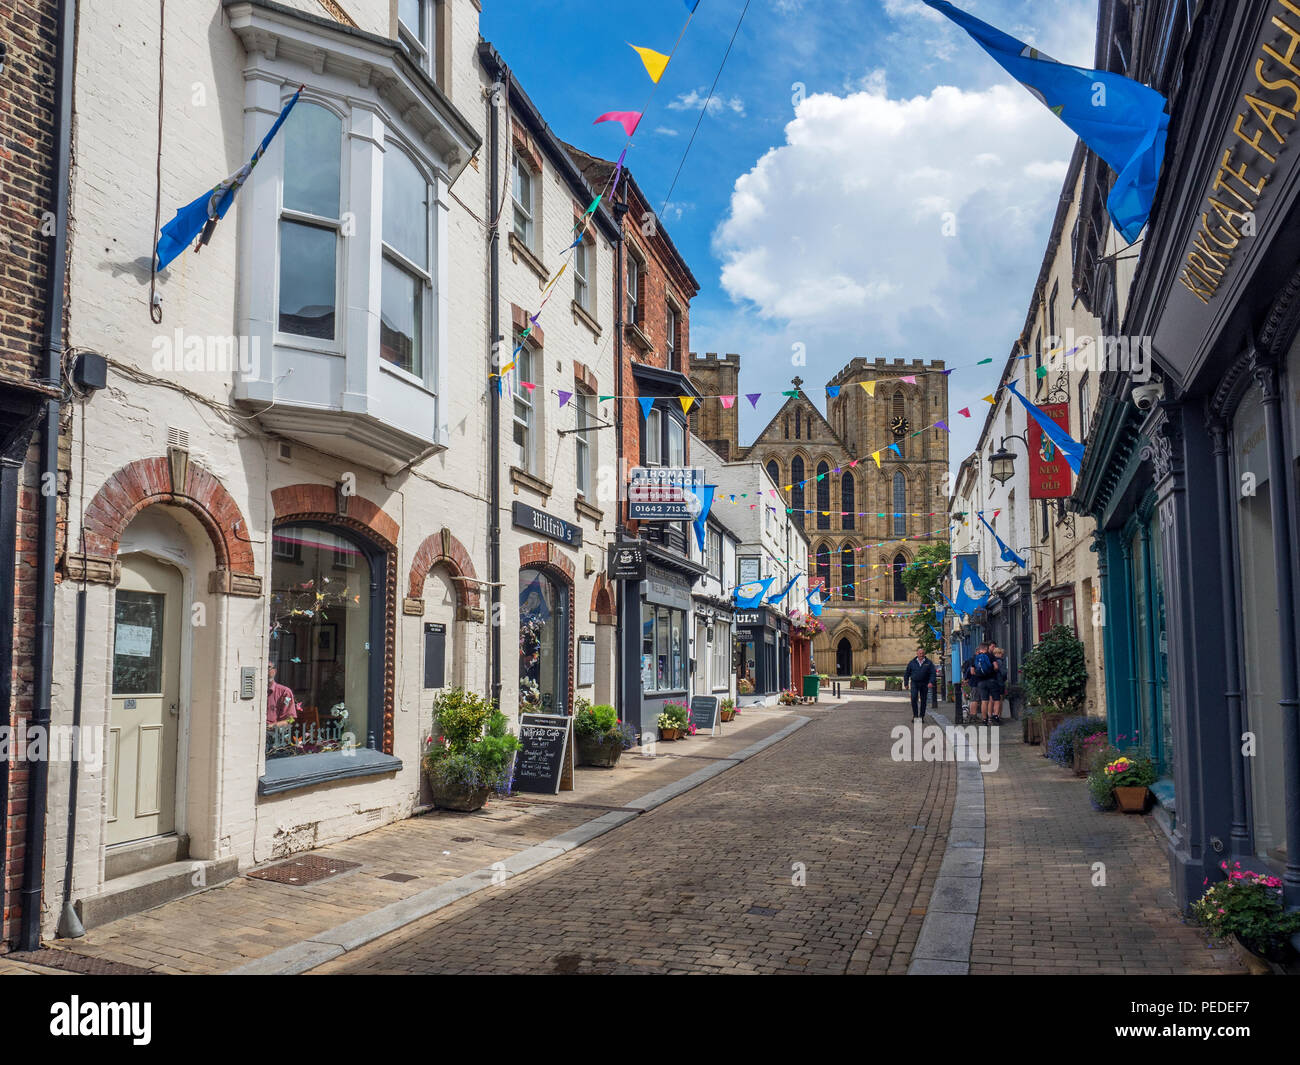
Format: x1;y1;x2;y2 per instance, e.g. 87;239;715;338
904;646;937;720
988;643;1007;724
968;642;994;724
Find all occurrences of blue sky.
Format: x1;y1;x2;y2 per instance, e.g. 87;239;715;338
480;0;1099;469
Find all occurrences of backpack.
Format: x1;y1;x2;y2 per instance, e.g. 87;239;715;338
974;652;994;680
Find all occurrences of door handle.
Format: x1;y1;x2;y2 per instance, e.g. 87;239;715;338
169;703;179;717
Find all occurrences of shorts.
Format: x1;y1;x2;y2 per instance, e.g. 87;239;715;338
975;680;999;700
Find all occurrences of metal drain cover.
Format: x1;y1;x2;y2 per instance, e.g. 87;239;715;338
6;948;155;976
248;855;361;886
377;872;419;883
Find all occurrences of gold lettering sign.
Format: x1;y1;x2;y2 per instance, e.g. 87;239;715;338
1182;0;1300;304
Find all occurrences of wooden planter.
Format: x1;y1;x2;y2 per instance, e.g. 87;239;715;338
577;734;623;768
850;679;866;690
1072;745;1090;777
1114;785;1151;814
424;770;491;812
720;709;735;722
658;727;680;742
1040;713;1067;756
1022;716;1042;745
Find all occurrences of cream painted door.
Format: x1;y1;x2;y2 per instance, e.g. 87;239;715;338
694;621;709;695
108;554;182;846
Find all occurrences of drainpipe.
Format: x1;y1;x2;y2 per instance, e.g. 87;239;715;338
613;193;632;730
487;74;502;707
20;0;75;951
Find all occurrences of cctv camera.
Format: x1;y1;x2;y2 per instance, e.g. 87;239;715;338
1132;381;1163;412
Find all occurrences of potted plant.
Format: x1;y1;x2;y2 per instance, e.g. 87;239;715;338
1047;716;1108;773
719;697;736;722
737;677;755;695
1103;753;1157;813
778;688;799;706
1191;863;1300;969
574;702;635;767
423;688;521;812
850;674;867;690
657;701;689;741
1023;626;1088;755
884;675;903;692
1077;730;1110;777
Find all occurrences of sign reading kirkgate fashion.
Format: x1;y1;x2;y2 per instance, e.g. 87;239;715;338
512;501;582;548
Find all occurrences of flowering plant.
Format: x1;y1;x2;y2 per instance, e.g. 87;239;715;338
1191;862;1300;955
660;701;690;728
656;711;680;730
778;688;799;706
1102;754;1156;788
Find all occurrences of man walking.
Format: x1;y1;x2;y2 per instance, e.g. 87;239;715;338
904;646;937;720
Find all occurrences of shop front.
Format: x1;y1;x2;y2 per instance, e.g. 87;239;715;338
634;556;701;737
734;606;791;704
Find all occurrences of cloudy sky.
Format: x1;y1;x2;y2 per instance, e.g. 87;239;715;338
480;0;1098;469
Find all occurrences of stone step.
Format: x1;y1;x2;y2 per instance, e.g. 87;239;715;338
74;855;238;931
103;833;189;881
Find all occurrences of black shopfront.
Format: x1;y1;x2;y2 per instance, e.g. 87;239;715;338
734;606;791;698
1073;0;1300;911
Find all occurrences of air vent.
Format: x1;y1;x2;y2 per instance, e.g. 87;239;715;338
277;441;292;462
167;426;189;451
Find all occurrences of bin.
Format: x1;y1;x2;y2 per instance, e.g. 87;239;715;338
802;673;820;701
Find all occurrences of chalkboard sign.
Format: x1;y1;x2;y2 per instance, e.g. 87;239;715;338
514;724;569;794
689;696;720;735
519;713;575;791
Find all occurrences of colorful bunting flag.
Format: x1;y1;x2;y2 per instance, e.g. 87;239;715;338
958;407;970;418
679;396;695;415
557;390;572;408
746;393;762;408
826;385;841;398
638;397;654;420
629;43;671;83
861;381;876;397
594;111;643;137
900;375;916;384
719;395;736;408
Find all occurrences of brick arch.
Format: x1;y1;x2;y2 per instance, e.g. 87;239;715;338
271;483;399;754
519;541;576;714
76;456;259;594
590;572;616;622
407;528;482;618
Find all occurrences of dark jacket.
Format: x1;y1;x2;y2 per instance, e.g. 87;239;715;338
904;656;936;688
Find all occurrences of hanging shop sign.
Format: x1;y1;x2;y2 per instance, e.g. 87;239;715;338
608;541;647;581
627;466;706;521
512;502;582;548
1028;402;1073;499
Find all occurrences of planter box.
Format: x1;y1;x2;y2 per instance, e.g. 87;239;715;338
1022;716;1042;745
576;734;623;768
424;770;491;812
1072;745;1090;777
1040;713;1067;756
719;709;735;722
1114;785;1151;814
850;679;867;690
658;727;680;742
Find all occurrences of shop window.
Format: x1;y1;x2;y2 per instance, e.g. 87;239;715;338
711;621;729;689
268;524;380;759
380;146;432;379
842;471;855;529
816;462;830;529
520;568;570;713
640;600;686;692
278;102;343;341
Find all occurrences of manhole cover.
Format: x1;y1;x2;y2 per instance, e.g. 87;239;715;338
747;905;780;917
7;948;155;976
248;855;361;886
377;872;419;883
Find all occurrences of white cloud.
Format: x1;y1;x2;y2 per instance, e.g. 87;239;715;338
654;126;680;137
668;89;746;117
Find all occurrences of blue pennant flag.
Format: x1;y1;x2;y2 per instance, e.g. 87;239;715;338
929;625;943;641
807;586;825;617
977;510;1027;569
1005;379;1086;474
826;385;841;398
692;484;716;552
924;0;1168;243
156;86;304;270
638;397;655;421
733;577;776;607
953;559;991;616
766;574;801;606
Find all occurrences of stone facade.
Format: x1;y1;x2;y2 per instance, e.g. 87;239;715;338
690;355;949;673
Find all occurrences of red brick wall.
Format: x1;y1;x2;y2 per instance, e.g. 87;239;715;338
2;0;59;948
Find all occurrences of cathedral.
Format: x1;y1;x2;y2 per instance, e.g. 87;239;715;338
690;353;950;673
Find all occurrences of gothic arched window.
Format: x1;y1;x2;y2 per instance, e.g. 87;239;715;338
841;471;855;530
893;552;908;602
791;456;805;528
816;541;831;597
841;544;855;601
893;472;906;536
816;461;830;529
766;459;780;488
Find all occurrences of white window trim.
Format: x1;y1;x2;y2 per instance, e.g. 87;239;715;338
511;345;536;472
574;387;593;498
512;154;536;250
573;236;591;312
397;0;433;73
626;251;642;325
645;407;662;466
380;141;436;387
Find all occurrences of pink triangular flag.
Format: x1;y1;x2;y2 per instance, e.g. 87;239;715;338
719;395;736;409
521;381;536;393
900;375;916;384
958;407;971;418
593;111;642;137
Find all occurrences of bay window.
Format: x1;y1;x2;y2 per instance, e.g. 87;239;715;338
645;407;662;465
278;102;343;341
666;415;685;466
381;146;432;378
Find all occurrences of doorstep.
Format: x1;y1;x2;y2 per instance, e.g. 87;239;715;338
75;855;240;931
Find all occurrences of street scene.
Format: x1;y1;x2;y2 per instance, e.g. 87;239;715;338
0;0;1297;1037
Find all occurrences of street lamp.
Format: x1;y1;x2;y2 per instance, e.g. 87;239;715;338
988;432;1029;485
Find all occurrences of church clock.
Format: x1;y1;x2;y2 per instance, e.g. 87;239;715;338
890;415;910;438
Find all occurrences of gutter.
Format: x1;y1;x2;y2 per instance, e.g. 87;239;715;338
19;0;75;951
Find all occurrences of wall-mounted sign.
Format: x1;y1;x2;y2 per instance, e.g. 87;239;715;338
608;542;647;581
512;501;582;548
1028;402;1073;499
738;557;761;585
644;565;691;611
578;636;595;687
734;610;764;627
627;467;705;521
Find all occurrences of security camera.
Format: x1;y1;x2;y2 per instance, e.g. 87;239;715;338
1132;381;1163;412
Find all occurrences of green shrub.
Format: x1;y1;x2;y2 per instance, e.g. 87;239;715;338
1023;625;1088;716
574;703;618;739
425;689;520;792
433;687;494;751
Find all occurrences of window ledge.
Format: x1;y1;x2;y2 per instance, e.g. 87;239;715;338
510;465;553;500
574;497;604;524
258;748;403;796
571;300;602;341
626;321;655;355
508;232;550;286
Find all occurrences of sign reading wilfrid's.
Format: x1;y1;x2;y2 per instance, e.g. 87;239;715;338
512;502;582;548
626;467;705;521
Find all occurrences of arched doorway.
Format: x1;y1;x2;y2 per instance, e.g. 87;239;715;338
836;637;852;677
519;566;571;714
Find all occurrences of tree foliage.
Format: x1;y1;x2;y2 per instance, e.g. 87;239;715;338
900;540;951;654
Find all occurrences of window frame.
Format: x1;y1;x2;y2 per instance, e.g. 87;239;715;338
644;406;662;466
893;472;906;536
397;0;434;75
511;342;537;472
573;235;592;312
574;386;593;498
626;250;643;325
379;141;435;385
512;152;536;250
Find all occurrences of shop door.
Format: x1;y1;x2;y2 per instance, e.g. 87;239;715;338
694;621;709;694
108;554;182;846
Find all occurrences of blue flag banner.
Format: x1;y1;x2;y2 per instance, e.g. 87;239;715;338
953;559;991;616
929;625;943;641
637;397;655;421
766;574;800;606
692;484;716;552
924;0;1168;242
1005;379;1086;475
733;577;776;607
156;87;304;270
807;586;825;617
977;510;1027;569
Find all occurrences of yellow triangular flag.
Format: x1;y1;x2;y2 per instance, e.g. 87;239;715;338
872;451;881;468
860;381;876;397
629;43;670;84
982;394;996;403
679;396;695;415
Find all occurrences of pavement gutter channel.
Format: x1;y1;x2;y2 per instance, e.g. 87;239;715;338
227;715;811;975
907;711;984;976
